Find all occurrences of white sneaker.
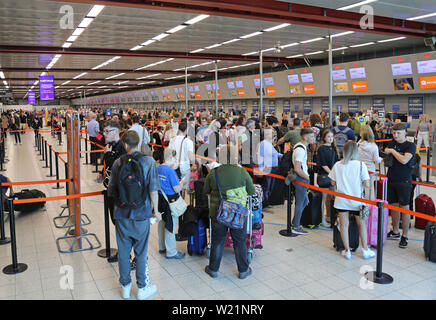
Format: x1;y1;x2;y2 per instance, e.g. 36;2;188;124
120;282;132;299
362;248;375;259
321;219;331;228
341;250;352;260
137;284;157;300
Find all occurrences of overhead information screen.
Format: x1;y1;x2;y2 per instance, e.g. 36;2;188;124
236;80;244;88
227;81;235;89
394;78;414;90
391;62;413;76
417;59;436;74
39;75;54;101
332;70;347;81
194;85;200;92
253;78;261;87
301;73;314;83
206;84;212;91
264;77;274;86
349;67;366;79
287;74;299;84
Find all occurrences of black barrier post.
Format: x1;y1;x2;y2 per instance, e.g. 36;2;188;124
43;140;49;168
64;162;69;206
0;187;11;245
0;143;5;172
84;135;89;165
40;137;45;161
47;146;55;177
365;202;393;284
39;135;42;156
58;129;62;146
52;153;64;189
3;199;28;275
279;184;298;238
92;149;99;173
97;190;118;262
425;147;434;184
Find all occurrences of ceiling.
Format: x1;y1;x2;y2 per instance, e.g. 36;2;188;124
0;0;435;100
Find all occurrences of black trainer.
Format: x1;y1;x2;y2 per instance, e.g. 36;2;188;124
387;230;401;240
399;236;408;249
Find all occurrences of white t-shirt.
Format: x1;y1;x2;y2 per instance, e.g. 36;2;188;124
169;135;194;174
129;123;150;150
329;160;370;211
292;143;308;177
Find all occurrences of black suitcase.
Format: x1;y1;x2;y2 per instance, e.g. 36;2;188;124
301;190;322;228
13;189;46;212
424;221;436;263
333;216;360;252
194;180;208;209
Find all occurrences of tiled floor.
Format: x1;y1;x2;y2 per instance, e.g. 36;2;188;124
0;131;435;300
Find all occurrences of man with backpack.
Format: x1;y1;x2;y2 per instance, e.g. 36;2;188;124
107;130;160;300
332;113;356;157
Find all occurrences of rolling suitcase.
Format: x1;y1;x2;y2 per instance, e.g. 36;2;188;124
333;217;360;252
424;221;436;262
225;221;263;249
13;189;46;212
187;218;207;255
301;190;322;229
415;192;435;230
367;177;389;247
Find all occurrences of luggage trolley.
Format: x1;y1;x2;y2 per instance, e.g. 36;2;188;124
206;195;254;265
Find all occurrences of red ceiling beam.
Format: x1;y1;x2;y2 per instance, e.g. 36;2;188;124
48;0;436;38
0;45;302;64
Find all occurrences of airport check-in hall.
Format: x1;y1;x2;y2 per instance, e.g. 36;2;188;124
0;0;435;303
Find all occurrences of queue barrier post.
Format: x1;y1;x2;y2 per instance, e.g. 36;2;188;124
425;147;434;184
39;135;43;158
58;129;62;146
47;146;55;177
365;201;393;285
2;198;28;275
52;152;64;190
92;150;99;173
84;134;89;165
43;139;49;168
97;190;118;262
56;162;70;217
0;187;11;245
0;143;5;172
279;183;298;238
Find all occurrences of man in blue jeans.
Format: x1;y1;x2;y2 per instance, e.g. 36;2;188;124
292;128;315;235
108;130;160;300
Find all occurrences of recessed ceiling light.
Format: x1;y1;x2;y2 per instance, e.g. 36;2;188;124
350;42;375;47
72;28;85;36
222;38;241;45
337;0;377;11
331;31;355;38
167;25;187;34
190;48;205;53
205;43;222;49
305;51;324;56
105;73;125;79
242;51;258;56
407;12;436;21
240;31;263;39
130;45;143;51
153;33;170;41
287;54;304;58
141;40;156;46
300;37;324;44
331;46;349;51
62;42;72;48
185;14;209;25
281;42;299;49
87;5;105;18
67;35;78;42
377;37;406;43
78;17;94;28
263;23;291;32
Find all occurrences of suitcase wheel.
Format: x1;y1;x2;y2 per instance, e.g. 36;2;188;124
247;251;253;264
206;248;210;258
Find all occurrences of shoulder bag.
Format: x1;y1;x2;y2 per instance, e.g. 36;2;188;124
214;168;248;229
160;189;187;218
316;146;333;188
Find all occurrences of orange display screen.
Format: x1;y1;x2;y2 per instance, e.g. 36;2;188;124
195;92;201;99
303;84;315;94
237;89;245;97
266;87;277;96
351;81;368;92
419;76;436;89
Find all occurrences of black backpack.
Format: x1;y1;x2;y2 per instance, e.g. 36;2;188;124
117;153;147;209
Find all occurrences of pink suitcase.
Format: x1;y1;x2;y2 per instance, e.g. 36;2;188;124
224;222;263;249
367;177;389;247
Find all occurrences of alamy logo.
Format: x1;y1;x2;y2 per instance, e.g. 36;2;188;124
59;265;74;290
59;5;74;30
360;5;374;30
359;265;374;290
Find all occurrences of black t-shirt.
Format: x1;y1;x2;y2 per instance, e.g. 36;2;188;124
103;140;127;188
317;145;339;174
387;140;416;182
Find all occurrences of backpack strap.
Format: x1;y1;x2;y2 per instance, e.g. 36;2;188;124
214;168;223;200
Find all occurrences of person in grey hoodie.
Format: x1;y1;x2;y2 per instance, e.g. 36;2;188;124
358;125;383;200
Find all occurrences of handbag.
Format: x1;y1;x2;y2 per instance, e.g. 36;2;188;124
160;190;187;218
214;168;248;230
141;127;152;156
317;174;331;188
359;162;370;220
384;153;394;168
175;137;185;178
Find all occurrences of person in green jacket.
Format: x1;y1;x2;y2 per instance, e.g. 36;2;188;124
203;144;256;280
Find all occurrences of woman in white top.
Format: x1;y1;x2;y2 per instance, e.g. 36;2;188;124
415;114;432;149
329;141;375;260
358;125;383;200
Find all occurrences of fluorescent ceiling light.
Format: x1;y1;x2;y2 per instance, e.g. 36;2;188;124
3;81;8;86
116;81;129;85
105;73;125;79
0;72;5;79
67;35;78;42
165;58;175;62
54;54;62;59
222;38;241;45
172;67;185;72
300;37;324;44
153;33;170;41
305;51;324;56
337;0;377;11
118;86;129;89
98;86;107;88
331;31;355;38
205;43;222;49
263;23;290;32
72;28;85;36
280;42;299;49
87;5;105;18
130;45;143;51
287;54;303;58
141;40;156;46
88;81;101;85
190;48;205;53
240;31;263;39
40;72;47;76
377;37;406;43
331;46;349;51
73;72;87;79
408;12;436;20
62;42;72;48
167;25;187;33
78;17;94;28
350;41;375;47
77;86;84;89
185;14;209;25
242;51;258;56
262;48;275;53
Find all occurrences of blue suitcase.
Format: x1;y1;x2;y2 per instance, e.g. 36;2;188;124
187;219;207;255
